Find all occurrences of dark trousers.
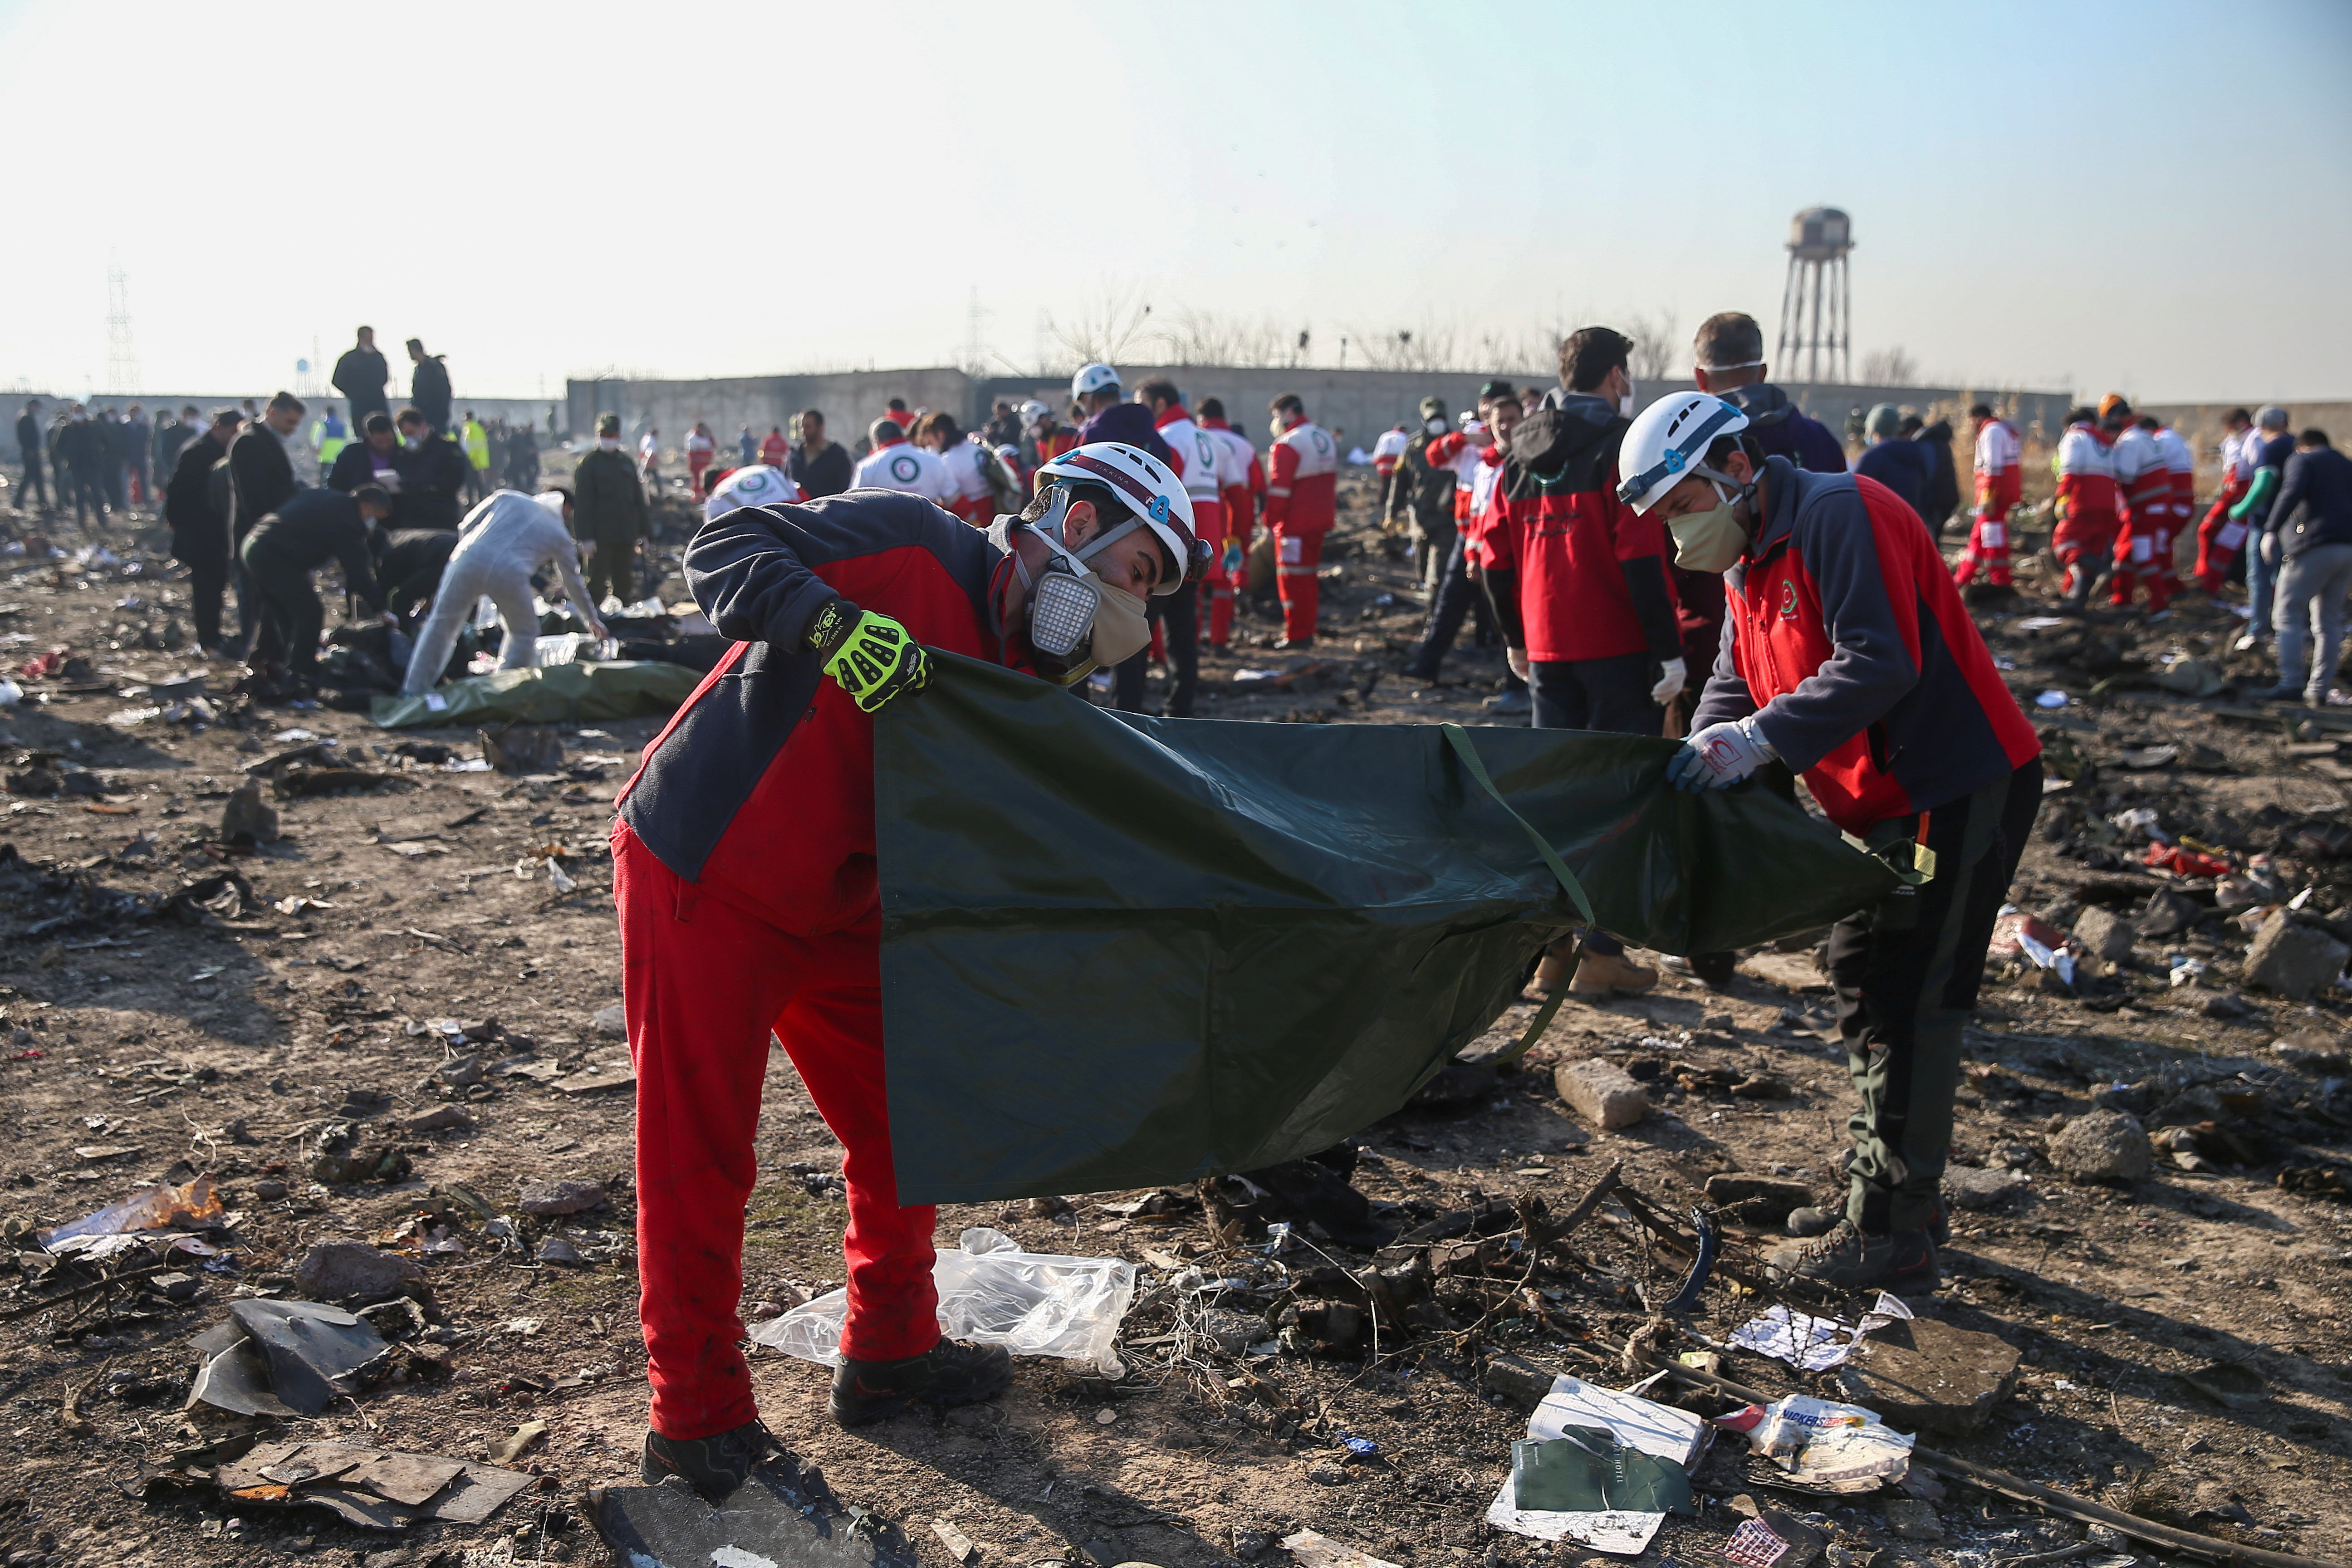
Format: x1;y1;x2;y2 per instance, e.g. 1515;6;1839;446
1829;758;2042;1234
1406;530;1497;677
1113;579;1199;717
17;456;48;510
177;536;231;651
240;538;326;676
68;466;108;525
1530;650;1662;955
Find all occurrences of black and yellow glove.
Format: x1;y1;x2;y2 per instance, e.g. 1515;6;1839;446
806;599;931;713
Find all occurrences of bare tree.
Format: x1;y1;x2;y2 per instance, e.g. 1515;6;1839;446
1044;282;1156;370
1859;345;1920;386
1616;307;1684;382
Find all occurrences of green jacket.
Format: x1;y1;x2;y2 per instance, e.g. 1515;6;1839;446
1389;431;1457;533
572;447;649;544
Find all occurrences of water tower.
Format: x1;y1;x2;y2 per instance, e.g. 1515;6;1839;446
1776;206;1852;384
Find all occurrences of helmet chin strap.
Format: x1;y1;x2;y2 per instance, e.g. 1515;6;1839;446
1009;483;1148;589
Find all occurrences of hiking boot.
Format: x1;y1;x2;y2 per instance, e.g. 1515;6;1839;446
1570;950;1657;998
1688;951;1738;988
1531;946;1578;995
1787;1198;1945;1245
640;1417;788;1503
1482;688;1531;716
1765;1220;1938;1294
829;1338;1012;1427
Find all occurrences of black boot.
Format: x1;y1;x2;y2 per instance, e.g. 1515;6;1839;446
829;1338;1012;1426
639;1417;788;1503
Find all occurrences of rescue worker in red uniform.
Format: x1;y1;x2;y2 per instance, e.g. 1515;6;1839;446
2195;408;2256;591
1953;402;2021;588
1262;393;1337;647
2051;405;2121;607
1024;400;1080;491
2153;417;2195;604
1622;391;2041;1291
2107;399;2174;614
1196;397;1263;650
1482;328;1685;1000
613;443;1203;1499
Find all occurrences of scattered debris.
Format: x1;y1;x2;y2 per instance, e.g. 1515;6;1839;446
160;1437;534;1529
188;1299;391;1416
292;1239;426;1302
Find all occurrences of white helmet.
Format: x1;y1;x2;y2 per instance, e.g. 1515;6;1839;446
702;463;806;522
1616;392;1753;514
1031;441;1200;596
1019;399;1050;431
1071;363;1121;403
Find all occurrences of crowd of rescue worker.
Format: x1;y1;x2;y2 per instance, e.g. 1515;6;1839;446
14;307;2347;1508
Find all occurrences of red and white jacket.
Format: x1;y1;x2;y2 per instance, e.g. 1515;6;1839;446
852;436;956;505
1972;416;2022;509
1371;426;1409;480
2153;426;2196;512
2109;425;2171;526
1263;415;1337;535
938;436;995;524
2053;422;2119;525
1464;442;1509;568
1199;415;1262;543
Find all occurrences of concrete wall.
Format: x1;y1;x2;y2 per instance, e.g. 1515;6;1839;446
566;369;979;460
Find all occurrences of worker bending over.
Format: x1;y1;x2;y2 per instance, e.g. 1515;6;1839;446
400;489;606;695
240;483;394;698
612;442;1204;1500
1622;392;2041;1292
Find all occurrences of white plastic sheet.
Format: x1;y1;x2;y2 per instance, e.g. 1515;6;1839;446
750;1227;1135;1377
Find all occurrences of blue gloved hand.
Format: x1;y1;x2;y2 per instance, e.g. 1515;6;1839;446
1669;717;1776;791
1222;539;1245;577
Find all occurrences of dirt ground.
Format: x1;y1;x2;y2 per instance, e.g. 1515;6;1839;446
1;468;2349;1568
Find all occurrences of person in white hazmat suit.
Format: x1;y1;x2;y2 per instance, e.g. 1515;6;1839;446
399;488;607;695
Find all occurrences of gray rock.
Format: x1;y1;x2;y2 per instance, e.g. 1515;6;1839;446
405;1105;473;1134
1941;1165;2026;1210
2072;906;2138;964
1834;1317;2020;1437
1553;1058;1650;1130
1880;1498;1944;1541
2051;1109;2151;1183
517;1177;606;1217
220;781;279;845
293;1239;424;1302
1200;1307;1263;1354
1701;1174;1816;1223
2244;910;2350;1001
437;1054;484;1087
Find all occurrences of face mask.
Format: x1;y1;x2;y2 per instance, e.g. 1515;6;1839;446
1425;417;1446;435
990;498;1158;684
598;436;620;451
1618;377;1638;420
1668;481;1750;573
1269;416;1286;440
403;434;422;451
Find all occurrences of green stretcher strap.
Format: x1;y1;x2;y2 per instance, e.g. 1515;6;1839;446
1442;722;1597;924
1442;722;1593;1067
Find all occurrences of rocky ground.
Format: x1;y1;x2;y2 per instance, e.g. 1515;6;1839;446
0;473;2348;1568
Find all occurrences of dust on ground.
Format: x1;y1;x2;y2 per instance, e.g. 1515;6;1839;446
0;475;2348;1568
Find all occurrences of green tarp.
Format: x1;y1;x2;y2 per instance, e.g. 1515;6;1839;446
369;660;704;730
875;654;1896;1205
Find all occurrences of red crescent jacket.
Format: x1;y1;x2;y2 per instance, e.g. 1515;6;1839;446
1264;416;1337;534
1484;395;1681;664
2111;426;2171;529
1422;429;1485;521
1690;458;2040;835
2053;422;2119;525
616;493;1011;935
1198;415;1262;536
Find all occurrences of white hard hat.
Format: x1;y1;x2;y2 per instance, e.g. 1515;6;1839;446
1071;363;1121;402
702;463;805;523
1032;441;1199;596
1019;399;1050;428
1616;392;1753;514
995;444;1022;465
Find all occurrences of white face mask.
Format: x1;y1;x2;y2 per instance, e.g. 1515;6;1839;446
1425;417;1447;435
1618;377;1638;420
402;434;422;451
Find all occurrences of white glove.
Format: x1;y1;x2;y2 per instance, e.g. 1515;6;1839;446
1670;716;1777;790
1506;647;1532;683
1650;657;1687;705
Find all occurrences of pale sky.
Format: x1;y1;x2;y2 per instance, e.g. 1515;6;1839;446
4;0;2347;405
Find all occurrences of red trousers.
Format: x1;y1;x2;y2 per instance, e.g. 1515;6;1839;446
688;454;713;497
1952;494;2012;587
2196;475;2251;589
1274;524;1325;642
2052;509;2117;598
613;824;938;1441
2111;500;2174;611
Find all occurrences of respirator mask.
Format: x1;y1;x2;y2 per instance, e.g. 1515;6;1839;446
1667;470;1757;573
987;487;1156;685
